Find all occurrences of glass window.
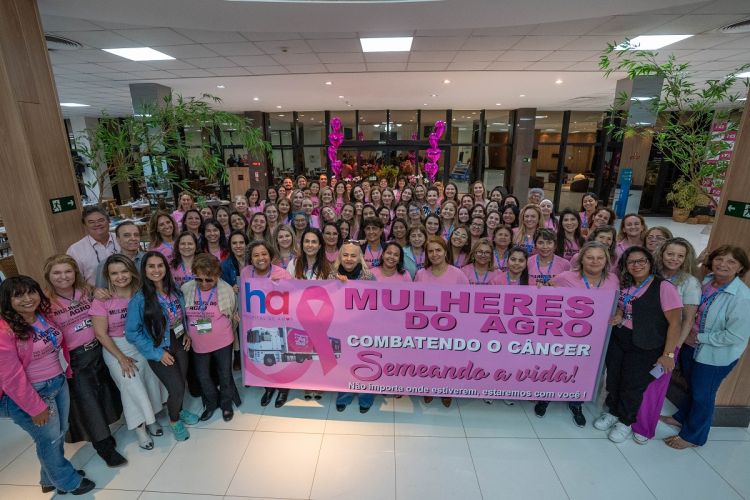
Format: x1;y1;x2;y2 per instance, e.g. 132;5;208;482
483;145;510;190
420;110;448;139
330;110;356;141
359;110;387;141
269;113;294;146
451;110;480;145
389;110;419;141
271;148;294;178
303;146;325;173
534;111;565;139
568;111;604;144
485;110;511;144
298;111;326;145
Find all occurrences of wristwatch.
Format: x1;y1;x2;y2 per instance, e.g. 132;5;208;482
663;352;675;359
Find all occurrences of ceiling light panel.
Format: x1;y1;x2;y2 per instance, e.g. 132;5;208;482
615;35;693;51
102;47;175;61
360;37;413;53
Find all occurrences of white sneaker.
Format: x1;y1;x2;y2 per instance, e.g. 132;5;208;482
632;432;649;445
608;422;632;443
593;412;618;431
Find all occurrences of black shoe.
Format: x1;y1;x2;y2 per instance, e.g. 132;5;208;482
70;477;96;495
260;388;275;407
274;390;289;408
336;404;346;412
359;405;371;414
200;408;216;421
570;405;587;427
102;449;128;468
534;401;549;418
42;471;84;493
223;409;234;422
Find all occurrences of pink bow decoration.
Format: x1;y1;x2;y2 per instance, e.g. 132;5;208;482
328;116;344;178
424;120;446;181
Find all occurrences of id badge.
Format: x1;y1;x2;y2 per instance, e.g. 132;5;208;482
173;321;185;338
195;319;212;334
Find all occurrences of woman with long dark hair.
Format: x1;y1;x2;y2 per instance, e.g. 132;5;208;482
171;231;201;287
0;276;96;495
200;219;230;262
126;251;199;441
555;209;585;261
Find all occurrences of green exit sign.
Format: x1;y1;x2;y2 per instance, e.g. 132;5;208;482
725;200;750;220
49;196;76;214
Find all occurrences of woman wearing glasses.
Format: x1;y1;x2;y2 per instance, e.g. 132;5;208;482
643;226;673;255
182;254;238;422
593;246;682;443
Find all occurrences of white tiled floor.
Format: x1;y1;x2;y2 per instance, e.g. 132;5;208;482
1;382;749;500
0;218;740;500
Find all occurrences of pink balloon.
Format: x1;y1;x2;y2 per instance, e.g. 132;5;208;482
331;159;342;176
426;150;441;163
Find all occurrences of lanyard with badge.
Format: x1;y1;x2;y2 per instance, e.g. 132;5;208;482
194;287;215;335
697;281;729;334
474;267;490;284
494;249;508;271
583;273;604;289
536;255;554;285
620;274;652;321
158;293;184;337
367;244;382;267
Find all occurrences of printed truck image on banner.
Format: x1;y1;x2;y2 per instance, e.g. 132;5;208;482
240;273;617;402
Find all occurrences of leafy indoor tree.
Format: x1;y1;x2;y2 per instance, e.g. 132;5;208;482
599;41;748;218
77;93;270;206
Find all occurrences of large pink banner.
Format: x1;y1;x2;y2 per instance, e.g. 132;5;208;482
240;273;617;402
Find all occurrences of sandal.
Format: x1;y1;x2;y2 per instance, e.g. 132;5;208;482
146;422;164;437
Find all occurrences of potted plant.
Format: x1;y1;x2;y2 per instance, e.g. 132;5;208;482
599;42;748;221
376;164;400;186
77;93;270;206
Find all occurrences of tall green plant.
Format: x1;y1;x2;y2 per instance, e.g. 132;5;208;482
77;93;270;205
599;41;748;210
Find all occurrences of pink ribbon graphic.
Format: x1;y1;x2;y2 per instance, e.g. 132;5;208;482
296;286;337;374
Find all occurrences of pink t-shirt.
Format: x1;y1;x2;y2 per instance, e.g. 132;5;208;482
562;239;580;261
372;267;413;282
89;296;130;338
150;242;174;262
50;292;95;351
618;278;683;329
453;252;468;269
496;272;528;286
544;218;557;230
414;265;470;284
528;255;571;285
172;210;186;226
325;250;338;264
172;262;195;288
512;228;536;255
461;264;501;285
185;287;234;354
26;316;64;383
553;270;620;290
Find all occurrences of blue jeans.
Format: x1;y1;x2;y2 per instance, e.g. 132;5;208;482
0;374;82;492
336;392;375;409
673;345;738;446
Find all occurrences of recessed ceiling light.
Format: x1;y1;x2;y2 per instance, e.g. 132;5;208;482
536;115;548;119
338;95;344;99
630;96;655;101
374;124;380;128
278;114;285;117
443;79;451;84
276;105;282;108
347;104;352;107
735;71;750;78
495;103;501;106
360;37;413;52
325;81;333;85
217;85;225;89
253;97;259;101
555;79;563;84
615;34;693;51
519;94;526;97
430;93;438;97
60;102;90;107
471;112;476;115
423;103;428;106
397;124;403;127
102;47;174;61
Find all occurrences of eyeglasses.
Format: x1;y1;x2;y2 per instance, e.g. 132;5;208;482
476;250;492;256
646;235;667;241
194;278;216;283
626;258;649;267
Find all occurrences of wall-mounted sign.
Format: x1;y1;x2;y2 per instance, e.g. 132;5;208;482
725;200;750;220
49;196;76;214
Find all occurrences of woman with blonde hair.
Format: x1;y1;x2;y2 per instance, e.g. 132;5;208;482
514;204;543;254
272;224;299;269
616;213;647;257
43;254;126;466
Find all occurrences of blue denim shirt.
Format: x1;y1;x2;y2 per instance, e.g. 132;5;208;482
695;275;750;366
220;258;241;287
124;289;186;361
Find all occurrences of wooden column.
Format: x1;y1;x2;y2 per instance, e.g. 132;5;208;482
705;88;750;424
0;0;83;281
509;108;536;205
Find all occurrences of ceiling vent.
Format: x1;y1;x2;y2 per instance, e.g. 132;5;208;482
716;18;750;34
45;34;83;51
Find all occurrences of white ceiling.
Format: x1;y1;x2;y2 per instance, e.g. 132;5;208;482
39;0;750;117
